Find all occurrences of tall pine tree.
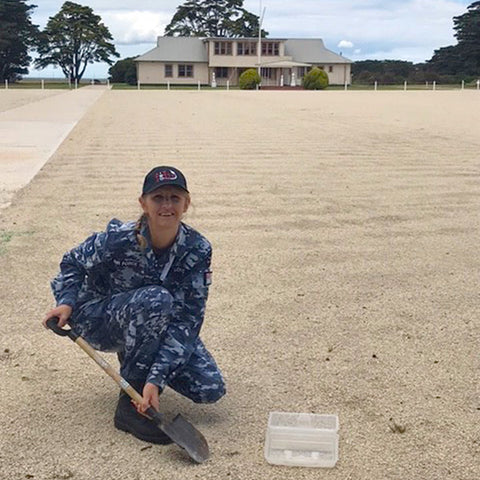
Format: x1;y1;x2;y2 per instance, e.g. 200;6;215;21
35;1;119;82
453;1;480;74
0;0;39;81
429;2;480;76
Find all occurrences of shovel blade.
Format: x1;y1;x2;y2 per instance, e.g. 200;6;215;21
150;411;209;463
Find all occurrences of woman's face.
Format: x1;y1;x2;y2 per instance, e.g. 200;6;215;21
139;185;190;231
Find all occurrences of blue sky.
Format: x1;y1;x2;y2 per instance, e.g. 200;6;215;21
27;0;473;78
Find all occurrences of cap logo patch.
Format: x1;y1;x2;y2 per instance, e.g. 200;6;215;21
155;170;177;183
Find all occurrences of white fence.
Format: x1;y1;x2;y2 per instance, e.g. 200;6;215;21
3;79;480;91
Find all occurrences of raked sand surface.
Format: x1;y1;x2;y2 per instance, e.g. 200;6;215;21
0;89;479;480
0;89;63;113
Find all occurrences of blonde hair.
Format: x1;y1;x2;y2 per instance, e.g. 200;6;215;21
135;213;148;250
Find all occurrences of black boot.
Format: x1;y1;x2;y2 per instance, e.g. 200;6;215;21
114;381;173;445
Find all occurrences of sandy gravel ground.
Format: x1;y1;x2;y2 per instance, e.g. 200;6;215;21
0;89;63;113
0;89;479;480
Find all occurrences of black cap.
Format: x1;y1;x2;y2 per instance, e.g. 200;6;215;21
142;166;189;195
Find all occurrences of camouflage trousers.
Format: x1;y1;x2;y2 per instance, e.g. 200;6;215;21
70;285;225;404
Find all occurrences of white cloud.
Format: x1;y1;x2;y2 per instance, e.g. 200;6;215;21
102;10;171;44
261;0;461;42
245;0;467;61
338;40;354;49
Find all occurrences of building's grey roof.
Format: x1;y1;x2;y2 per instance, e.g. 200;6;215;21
135;37;208;63
135;37;351;64
284;39;352;64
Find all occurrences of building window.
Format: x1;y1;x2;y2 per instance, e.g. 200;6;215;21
164;64;173;77
237;42;256;55
214;41;232;55
260;67;274;79
261;42;279;56
298;67;307;77
178;64;193;77
215;67;229;79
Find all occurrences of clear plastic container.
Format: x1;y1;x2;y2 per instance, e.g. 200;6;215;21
264;412;339;467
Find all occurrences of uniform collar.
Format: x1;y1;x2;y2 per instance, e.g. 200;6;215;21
140;222;187;278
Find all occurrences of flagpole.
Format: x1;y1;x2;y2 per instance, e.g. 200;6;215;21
258;1;266;76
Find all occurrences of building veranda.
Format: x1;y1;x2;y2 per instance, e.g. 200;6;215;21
135;36;352;87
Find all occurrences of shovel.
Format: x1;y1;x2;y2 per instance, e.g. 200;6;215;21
46;317;209;463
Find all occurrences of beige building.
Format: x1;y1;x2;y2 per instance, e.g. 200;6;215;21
135;36;352;87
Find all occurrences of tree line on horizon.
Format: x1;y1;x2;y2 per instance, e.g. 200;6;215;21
0;0;479;84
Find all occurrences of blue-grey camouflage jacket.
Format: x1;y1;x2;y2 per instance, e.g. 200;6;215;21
51;219;212;388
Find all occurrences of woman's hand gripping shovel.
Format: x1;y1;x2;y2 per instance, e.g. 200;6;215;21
46;317;209;463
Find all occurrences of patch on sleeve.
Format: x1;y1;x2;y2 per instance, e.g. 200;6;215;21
204;269;212;286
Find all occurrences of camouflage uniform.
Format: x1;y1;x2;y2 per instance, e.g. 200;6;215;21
51;219;225;404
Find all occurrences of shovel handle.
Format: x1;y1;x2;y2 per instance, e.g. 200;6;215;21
45;316;144;405
46;317;78;340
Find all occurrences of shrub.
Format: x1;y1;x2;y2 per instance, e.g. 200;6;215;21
302;67;329;90
239;68;261;89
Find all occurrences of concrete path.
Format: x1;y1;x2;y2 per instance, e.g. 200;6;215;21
0;85;107;208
